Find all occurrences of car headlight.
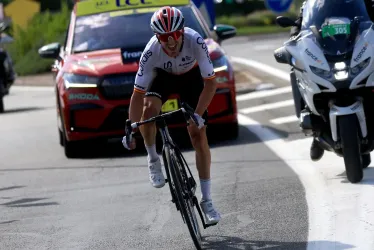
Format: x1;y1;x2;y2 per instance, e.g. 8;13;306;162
63;73;100;89
213;55;229;72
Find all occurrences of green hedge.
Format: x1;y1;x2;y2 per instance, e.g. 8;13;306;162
6;2;70;76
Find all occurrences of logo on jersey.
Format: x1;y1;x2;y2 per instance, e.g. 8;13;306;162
164;61;172;69
179;56;194;67
137;50;152;77
134;83;145;90
196;37;212;64
182;56;191;62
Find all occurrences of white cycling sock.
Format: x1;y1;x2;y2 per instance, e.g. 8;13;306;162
146;144;159;163
200;178;211;201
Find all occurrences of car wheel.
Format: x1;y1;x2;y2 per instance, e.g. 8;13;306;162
208;121;239;141
62;127;80;158
59;128;64;146
0;80;4;113
58;103;80;158
224;121;239;140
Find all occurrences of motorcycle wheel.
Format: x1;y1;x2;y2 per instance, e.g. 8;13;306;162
290;69;304;118
339;114;363;183
362;154;371;169
0;96;4;113
0;79;4;113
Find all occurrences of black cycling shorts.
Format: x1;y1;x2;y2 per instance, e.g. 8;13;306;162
145;66;208;122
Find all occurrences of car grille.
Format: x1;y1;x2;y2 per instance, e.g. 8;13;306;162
99;73;136;100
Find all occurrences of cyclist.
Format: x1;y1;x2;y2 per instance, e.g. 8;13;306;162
122;6;221;225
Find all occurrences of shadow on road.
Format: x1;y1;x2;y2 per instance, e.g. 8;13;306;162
336;167;374;184
1;197;59;207
202;235;354;250
0;186;59;208
0;185;25;192
0;220;18;225
1;107;46;114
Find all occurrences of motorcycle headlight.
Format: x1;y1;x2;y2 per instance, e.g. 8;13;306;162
63;73;100;89
350;57;370;77
310;66;334;81
213;56;229;73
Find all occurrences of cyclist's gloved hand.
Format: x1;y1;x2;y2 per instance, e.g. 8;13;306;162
122;134;136;150
192;113;205;129
122;119;136;150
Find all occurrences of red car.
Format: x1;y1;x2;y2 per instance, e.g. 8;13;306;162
38;0;238;158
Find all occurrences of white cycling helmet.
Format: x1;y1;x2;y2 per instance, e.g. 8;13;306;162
150;6;184;34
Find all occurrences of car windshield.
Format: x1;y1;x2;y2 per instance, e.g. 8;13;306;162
301;0;372;55
72;6;207;53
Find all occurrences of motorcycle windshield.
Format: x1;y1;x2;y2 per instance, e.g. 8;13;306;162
301;0;371;56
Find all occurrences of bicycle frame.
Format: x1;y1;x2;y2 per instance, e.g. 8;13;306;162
156;111;218;229
127;105;217;229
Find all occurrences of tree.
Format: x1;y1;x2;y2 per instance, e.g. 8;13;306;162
39;0;62;12
1;0;14;6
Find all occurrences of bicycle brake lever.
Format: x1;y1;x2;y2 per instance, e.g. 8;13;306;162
125;119;133;144
181;102;199;126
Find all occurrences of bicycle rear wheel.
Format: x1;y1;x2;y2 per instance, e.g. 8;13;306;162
164;145;202;250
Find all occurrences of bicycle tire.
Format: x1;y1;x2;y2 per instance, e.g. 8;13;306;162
172;145;201;232
162;146;183;215
164;145;202;250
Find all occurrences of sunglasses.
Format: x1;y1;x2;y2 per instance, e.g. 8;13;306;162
157;30;183;42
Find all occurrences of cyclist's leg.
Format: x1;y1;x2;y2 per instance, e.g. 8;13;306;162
142;68;174;188
179;67;221;224
179;67;209;179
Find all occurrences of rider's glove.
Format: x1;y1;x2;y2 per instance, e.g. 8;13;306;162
122;133;133;150
122;119;135;150
193;113;205;129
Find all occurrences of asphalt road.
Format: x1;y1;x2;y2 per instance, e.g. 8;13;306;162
1;33;369;250
0;84;308;249
223;35;374;250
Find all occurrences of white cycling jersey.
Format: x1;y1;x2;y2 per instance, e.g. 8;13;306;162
134;27;216;94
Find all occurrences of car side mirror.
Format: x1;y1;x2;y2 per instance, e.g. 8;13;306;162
276;16;297;28
38;42;61;60
213;24;237;42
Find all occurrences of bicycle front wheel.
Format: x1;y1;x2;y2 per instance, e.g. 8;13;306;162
164;145;202;250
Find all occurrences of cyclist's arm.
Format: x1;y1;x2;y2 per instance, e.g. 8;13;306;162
129;48;155;122
129;91;144;124
193;34;217;116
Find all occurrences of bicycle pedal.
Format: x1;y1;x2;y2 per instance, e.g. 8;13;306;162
204;222;218;228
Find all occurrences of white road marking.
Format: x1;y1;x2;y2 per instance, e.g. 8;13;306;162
231;56;290;82
270;115;298;125
239;99;294;114
236;86;291;101
11;86;54;92
238;114;336;249
253;44;279;51
236;56;374;249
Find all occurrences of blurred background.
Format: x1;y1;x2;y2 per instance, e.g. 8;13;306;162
0;0;303;78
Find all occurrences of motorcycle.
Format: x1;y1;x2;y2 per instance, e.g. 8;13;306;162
0;19;16;113
273;0;374;183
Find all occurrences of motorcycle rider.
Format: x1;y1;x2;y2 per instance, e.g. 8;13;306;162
288;0;374;162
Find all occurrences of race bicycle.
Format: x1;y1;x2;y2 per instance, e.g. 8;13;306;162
125;102;218;250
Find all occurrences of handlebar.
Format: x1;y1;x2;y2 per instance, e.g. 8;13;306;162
125;102;199;135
